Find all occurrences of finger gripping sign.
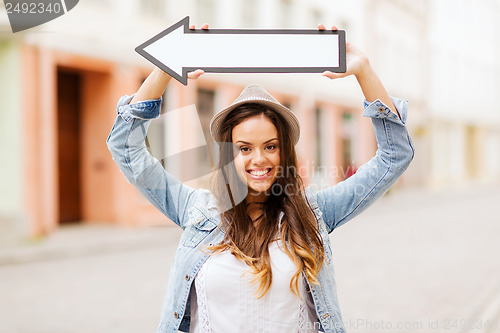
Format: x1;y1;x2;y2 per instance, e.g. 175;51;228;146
135;16;347;86
4;0;79;33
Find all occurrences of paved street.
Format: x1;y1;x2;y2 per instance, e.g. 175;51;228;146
1;185;499;333
0;226;183;333
333;185;500;333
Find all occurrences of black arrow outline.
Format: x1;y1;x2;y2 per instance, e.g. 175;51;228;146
135;16;346;86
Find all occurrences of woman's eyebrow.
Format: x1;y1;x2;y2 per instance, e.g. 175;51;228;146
235;138;279;145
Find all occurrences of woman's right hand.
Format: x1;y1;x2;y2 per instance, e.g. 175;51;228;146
131;23;208;104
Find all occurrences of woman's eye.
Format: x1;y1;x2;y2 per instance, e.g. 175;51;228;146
266;145;276;150
240;147;250;152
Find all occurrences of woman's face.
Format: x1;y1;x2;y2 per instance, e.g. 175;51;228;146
232;114;280;199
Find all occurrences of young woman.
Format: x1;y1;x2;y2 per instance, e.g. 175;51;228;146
107;24;414;333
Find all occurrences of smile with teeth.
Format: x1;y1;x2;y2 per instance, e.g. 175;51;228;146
247;168;271;176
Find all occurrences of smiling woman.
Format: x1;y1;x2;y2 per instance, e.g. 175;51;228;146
106;23;414;333
206;94;325;320
233;112;280;196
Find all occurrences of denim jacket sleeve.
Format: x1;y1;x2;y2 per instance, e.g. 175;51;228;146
315;97;414;233
106;94;198;229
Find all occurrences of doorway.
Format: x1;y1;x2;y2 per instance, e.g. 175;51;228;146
465;125;479;180
57;69;82;223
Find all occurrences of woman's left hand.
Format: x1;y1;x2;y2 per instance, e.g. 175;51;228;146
318;24;369;80
317;24;400;118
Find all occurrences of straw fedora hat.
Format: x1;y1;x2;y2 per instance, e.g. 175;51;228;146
209;84;301;145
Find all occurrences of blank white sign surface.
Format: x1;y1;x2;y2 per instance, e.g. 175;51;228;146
136;16;346;85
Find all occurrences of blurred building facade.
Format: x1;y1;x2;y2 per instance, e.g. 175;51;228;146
0;0;499;238
426;0;500;185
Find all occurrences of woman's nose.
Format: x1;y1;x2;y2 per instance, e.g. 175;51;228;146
251;149;266;164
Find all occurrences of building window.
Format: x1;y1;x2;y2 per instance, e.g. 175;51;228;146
85;0;111;6
310;106;329;187
241;0;257;27
146;118;167;168
282;101;292;110
196;0;216;25
197;88;216;167
145;83;168;168
341;112;355;179
339;19;350;32
142;0;165;16
279;0;292;28
310;8;323;27
315;107;323;168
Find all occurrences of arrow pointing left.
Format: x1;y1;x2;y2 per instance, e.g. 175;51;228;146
135;16;346;85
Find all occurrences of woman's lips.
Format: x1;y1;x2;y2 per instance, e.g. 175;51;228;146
246;168;272;179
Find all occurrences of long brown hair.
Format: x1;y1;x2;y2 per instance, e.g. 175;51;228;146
208;103;325;298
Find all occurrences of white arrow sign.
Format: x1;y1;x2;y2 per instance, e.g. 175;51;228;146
136;16;346;85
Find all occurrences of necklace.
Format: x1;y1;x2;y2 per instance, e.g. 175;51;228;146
251;213;264;222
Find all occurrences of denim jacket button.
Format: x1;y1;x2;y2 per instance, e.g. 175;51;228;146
174;311;179;319
185;274;190;281
378;106;385;113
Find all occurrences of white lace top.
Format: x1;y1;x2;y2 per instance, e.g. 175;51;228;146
190;240;319;333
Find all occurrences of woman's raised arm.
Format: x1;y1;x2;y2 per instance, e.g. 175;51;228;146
313;24;413;232
319;24;399;119
130;68;172;104
106;26;207;228
130;23;208;104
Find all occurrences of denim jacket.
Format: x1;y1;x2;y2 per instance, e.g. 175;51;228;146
107;94;414;333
